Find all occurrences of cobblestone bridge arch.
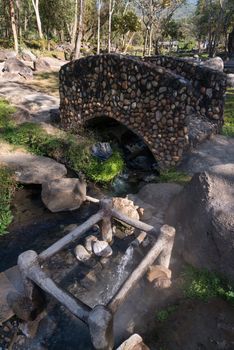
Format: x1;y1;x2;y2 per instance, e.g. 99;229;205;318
59;54;226;168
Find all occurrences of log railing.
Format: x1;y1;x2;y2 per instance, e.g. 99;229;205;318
17;196;175;350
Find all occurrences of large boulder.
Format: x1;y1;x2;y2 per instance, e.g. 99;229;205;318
200;57;224;72
21;49;37;62
227;73;234;88
34;58;51;71
0;151;67;184
166;165;234;280
41;178;86;212
3;58;33;79
0;50;16;62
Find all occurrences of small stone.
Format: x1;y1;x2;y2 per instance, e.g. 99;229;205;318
93;240;113;257
74;245;91;262
84;235;98;253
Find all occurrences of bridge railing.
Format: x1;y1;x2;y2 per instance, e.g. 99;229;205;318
17;197;175;350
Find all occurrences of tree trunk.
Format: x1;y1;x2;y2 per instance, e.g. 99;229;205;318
148;25;153;56
74;0;84;59
108;0;112;53
143;29;148;56
97;0;101;54
71;0;78;49
31;0;43;39
9;0;19;53
124;32;135;53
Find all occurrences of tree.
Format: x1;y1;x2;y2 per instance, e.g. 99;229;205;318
9;0;18;53
31;0;43;39
75;0;84;59
108;0;116;53
97;0;102;54
135;0;185;55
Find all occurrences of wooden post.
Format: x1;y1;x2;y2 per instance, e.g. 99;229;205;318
158;225;175;269
108;225;175;314
39;210;104;261
100;199;113;243
88;305;114;350
18;250;91;323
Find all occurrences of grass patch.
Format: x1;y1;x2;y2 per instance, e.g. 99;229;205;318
156;305;178;322
0;99;16;129
1;121;124;183
223;88;234;137
183;266;234;303
0;167;17;235
159;168;191;185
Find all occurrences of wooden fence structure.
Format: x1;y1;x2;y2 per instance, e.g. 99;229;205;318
16;197;175;350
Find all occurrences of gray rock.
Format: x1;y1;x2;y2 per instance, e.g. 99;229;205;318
74;245;91;262
200;57;224;71
34;58;51;72
93;240;113;257
166;167;234;280
227;73;234;88
91;142;113;161
0;151;67;184
0;50;16;62
3;58;33;79
21;49;37;62
41;178;86;212
84;235;98;253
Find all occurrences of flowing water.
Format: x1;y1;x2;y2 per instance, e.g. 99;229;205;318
101;245;134;304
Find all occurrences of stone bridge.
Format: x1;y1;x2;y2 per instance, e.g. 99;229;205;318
59;54;226;168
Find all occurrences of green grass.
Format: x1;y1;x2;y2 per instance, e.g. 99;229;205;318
159;169;191;185
223;88;234;137
0;167;17;235
156;305;178;322
183;266;234;303
0;99;16;129
1;120;124;183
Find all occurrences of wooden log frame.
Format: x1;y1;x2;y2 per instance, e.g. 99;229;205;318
108;225;175;314
18;250;91;323
16;196;176;350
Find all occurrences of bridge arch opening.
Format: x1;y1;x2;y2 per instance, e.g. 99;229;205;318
85;116;158;173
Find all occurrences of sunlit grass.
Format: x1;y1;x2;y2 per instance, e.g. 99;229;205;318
223;88;234;137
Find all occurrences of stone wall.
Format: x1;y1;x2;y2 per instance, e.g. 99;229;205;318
144;56;227;130
59;54;191;168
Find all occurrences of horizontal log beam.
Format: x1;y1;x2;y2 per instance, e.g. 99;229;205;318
111;208;157;234
18;251;91;323
39;210;104;261
108;225;175;314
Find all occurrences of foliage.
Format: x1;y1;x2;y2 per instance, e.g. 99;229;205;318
159;169;191;185
0;99;16;129
0;167;17;235
183;266;234;303
156;305;178;322
223;88;234;137
0;119;124;183
112;11;141;35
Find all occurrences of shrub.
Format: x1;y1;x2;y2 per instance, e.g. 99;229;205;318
0;168;17;235
183;266;234;303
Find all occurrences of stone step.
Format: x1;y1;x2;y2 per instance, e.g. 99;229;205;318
0;266;24;324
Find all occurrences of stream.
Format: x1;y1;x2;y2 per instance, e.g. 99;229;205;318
0;120;160;349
